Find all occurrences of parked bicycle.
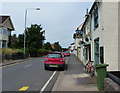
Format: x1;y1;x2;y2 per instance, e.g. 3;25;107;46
85;61;95;77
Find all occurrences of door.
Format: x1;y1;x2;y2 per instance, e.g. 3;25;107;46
94;38;99;64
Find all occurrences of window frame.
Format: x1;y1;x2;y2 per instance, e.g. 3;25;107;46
94;7;99;30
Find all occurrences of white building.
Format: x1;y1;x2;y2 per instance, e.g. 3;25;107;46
0;16;15;48
81;1;120;71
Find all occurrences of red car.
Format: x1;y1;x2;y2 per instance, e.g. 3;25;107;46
63;51;70;57
44;52;66;70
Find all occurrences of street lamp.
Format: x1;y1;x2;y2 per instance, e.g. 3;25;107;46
24;8;40;58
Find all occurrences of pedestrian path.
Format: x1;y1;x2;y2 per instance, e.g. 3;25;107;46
52;54;98;91
0;57;39;67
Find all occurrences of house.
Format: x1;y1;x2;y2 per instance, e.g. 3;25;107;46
80;1;120;71
73;25;83;57
76;24;83;61
0;16;15;48
51;44;55;49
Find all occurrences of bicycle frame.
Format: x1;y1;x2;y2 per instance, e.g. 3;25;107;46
85;61;95;77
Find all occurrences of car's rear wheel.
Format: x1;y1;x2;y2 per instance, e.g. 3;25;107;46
65;64;67;70
60;66;65;71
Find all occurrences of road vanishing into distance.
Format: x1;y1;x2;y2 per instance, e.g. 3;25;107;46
2;56;61;91
2;54;86;92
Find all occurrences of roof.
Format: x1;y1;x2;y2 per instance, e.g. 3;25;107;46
51;44;55;49
0;15;15;31
77;23;83;30
0;16;9;23
81;1;100;31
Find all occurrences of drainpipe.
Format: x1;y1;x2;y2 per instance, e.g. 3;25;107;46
86;8;92;40
89;14;92;40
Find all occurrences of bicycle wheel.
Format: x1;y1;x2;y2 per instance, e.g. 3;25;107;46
85;65;88;73
90;66;94;77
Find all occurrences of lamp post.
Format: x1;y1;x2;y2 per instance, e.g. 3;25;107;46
24;8;40;58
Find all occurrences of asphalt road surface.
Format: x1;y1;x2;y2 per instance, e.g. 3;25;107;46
2;56;61;92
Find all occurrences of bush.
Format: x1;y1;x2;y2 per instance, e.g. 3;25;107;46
25;48;50;57
37;49;50;56
16;49;24;53
2;48;23;54
2;48;16;54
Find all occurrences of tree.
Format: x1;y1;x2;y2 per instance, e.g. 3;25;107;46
54;42;62;51
8;31;11;47
26;24;45;49
10;34;22;49
43;42;52;50
24;24;45;55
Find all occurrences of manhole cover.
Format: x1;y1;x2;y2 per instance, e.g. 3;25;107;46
76;77;97;85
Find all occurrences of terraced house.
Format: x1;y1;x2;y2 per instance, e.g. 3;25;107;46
74;1;120;71
0;16;15;48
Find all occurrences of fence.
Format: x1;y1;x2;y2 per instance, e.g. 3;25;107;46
2;51;49;61
2;52;24;60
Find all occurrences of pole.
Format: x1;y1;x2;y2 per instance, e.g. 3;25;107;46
24;9;27;58
24;8;40;58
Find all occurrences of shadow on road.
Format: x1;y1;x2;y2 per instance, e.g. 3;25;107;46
45;68;65;71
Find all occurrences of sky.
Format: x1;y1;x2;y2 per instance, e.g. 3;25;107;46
1;0;94;48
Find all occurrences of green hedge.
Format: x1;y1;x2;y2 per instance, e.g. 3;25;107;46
26;48;50;57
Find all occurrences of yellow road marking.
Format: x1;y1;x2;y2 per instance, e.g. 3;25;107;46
19;86;29;91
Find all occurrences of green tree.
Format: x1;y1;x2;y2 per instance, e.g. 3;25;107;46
17;34;24;48
11;34;23;49
26;24;45;49
25;24;45;55
54;42;62;51
43;42;52;50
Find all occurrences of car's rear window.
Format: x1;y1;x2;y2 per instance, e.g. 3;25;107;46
65;51;69;53
47;53;62;58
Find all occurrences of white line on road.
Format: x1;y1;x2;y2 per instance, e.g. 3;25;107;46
40;71;57;92
25;64;32;68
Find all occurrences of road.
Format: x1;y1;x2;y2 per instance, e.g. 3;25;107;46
2;56;61;91
2;54;90;92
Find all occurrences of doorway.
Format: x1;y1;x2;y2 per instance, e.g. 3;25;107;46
94;38;99;64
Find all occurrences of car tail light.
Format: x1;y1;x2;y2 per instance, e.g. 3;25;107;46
45;59;48;61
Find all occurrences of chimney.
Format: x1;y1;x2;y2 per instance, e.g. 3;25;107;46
85;8;89;19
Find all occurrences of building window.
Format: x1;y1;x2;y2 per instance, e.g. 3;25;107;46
94;7;98;30
2;28;8;35
2;40;7;48
0;28;2;34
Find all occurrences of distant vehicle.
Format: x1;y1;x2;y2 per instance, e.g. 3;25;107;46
63;51;70;57
44;52;66;70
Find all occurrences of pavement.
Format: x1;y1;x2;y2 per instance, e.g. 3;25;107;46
0;57;42;67
52;54;98;91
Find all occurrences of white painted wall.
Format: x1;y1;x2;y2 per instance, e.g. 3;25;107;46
103;2;118;71
91;2;119;71
118;2;120;71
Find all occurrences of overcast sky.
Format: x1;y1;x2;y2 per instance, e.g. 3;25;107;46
1;1;93;48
